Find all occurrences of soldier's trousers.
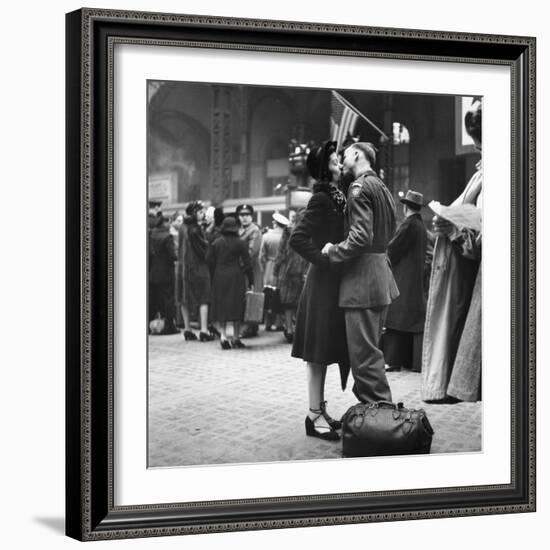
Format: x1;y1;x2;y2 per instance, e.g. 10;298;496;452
344;306;392;404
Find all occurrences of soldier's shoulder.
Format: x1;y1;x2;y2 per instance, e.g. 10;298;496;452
348;183;361;198
363;172;383;185
362;173;386;195
244;223;261;236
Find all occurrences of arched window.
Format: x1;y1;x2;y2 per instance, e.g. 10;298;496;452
250;94;293;197
264;138;289;195
392;122;410;145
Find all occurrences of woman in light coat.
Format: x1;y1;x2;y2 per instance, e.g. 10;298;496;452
422;98;482;402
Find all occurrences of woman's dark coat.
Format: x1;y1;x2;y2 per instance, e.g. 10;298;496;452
206;224;222;245
385;212;428;332
150;225;177;284
207;232;254;323
181;218;211;311
289;183;349;390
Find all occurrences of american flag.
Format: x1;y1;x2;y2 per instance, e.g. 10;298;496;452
330;91;359;147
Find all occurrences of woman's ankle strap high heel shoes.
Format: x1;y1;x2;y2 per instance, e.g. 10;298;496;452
319;401;342;430
305;409;340;441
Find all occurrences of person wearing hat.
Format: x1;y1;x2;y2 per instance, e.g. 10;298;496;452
204;206;225;245
148;199;162;233
180;200;214;342
260;212;289;331
290;140;349;441
207;216;254;349
382;190;428;373
322;141;398;405
236;204;263;338
422;97;483;402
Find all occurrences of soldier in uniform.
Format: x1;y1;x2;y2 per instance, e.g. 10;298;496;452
236;204;263;337
322;142;398;404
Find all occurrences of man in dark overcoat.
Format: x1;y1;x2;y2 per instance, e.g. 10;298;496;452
383;190;428;372
322;142;398;404
149;215;179;334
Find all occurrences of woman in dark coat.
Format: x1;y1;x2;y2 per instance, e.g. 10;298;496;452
290;140;349;441
149;215;178;334
383;190;428;372
207;216;254;350
180;200;213;342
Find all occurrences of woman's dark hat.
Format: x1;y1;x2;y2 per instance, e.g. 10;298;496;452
221;216;240;234
400;190;424;208
185;200;205;216
306;140;337;180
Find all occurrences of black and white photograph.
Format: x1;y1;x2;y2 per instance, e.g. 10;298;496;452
59;2;536;544
0;0;543;546
147;81;483;468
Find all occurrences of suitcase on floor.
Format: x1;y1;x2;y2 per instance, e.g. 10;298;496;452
342;401;434;457
244;291;265;323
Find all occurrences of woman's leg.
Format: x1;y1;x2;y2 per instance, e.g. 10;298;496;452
180;305;191;330
306;362;331;431
217;321;227;340
285;308;294;333
232;321;241;340
199;304;208;333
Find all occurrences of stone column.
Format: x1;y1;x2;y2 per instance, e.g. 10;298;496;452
239;86;250;197
381;94;394;193
211;86;233;204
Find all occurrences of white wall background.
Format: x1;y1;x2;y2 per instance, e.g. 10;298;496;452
0;1;545;548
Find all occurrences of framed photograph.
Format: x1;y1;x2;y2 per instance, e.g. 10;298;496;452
66;8;536;541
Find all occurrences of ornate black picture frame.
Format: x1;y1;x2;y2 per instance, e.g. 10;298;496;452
66;8;536;541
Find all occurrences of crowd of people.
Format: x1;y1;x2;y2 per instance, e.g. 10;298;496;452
148;199;309;349
149;97;483;443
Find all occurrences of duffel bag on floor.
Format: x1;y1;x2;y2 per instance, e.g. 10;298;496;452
342;401;434;458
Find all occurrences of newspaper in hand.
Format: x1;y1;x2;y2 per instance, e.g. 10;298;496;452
428;201;482;232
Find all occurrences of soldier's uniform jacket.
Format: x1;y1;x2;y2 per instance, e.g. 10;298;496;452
328;170;399;308
239;223;263;289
